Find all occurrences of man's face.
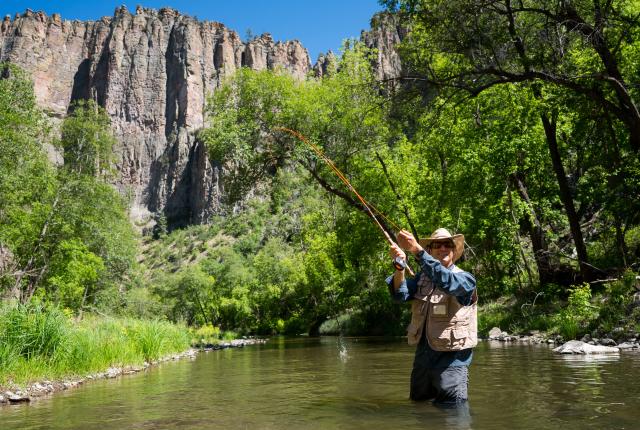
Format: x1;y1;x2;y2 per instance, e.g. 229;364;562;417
429;240;455;267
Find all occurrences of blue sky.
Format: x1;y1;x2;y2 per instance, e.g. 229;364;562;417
0;1;384;61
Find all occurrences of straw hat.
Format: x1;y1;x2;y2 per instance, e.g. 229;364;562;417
418;228;465;262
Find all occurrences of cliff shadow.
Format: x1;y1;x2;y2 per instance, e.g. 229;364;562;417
164;25;188;138
147;129;200;231
69;59;91;104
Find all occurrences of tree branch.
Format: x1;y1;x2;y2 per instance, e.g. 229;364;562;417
375;152;419;239
300;161;396;240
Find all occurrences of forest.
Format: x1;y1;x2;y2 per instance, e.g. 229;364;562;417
1;1;639;384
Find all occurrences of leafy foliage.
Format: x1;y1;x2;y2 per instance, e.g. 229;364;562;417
0;66;137;314
552;284;599;339
59;100;116;178
382;0;640;285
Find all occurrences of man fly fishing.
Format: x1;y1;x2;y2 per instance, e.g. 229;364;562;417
388;228;477;406
278;128;477;405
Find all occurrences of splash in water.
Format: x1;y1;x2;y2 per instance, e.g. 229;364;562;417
337;335;350;362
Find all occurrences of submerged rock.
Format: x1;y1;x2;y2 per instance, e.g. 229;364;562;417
553;340;620;354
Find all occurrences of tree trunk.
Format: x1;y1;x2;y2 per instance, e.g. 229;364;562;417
506;183;535;286
509;173;554;285
504;1;591;282
308;317;325;337
194;292;210;326
540;113;592;282
17;193;61;302
614;216;629;268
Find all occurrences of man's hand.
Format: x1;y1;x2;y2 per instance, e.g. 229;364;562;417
389;243;406;261
396;230;424;255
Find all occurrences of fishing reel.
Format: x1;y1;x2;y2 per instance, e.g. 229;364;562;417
393;256;408;271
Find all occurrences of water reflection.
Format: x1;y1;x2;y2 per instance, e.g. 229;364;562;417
557;353;621;366
433;401;473;429
1;338;639;430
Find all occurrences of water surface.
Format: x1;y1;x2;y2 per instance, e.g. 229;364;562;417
2;337;638;429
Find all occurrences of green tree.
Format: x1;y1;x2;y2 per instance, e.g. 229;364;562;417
382;0;640;283
46;239;105;311
59;99;116;178
0;64;57;300
201;44;400;238
155;266;216;326
198;47;410;333
0;71;136;311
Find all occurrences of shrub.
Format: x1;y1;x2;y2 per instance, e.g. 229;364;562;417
192;323;222;345
552;284;599;339
595;271;639;337
221;330;237;341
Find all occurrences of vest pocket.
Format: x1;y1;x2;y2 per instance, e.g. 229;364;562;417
430;328;452;349
451;327;469;348
407;323;419;336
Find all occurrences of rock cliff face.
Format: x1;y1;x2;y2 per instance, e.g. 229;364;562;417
0;7;402;229
313;12;405;81
0;6;311;228
361;12;406;82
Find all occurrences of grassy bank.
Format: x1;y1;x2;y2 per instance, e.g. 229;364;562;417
0;302;192;388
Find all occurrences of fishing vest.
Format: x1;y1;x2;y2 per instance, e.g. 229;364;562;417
407;265;478;351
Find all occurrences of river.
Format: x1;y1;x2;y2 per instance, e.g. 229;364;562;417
2;337;639;429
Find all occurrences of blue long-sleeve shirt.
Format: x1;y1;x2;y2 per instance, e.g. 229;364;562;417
387;250;477;368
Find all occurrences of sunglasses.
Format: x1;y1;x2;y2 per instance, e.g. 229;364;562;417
430;241;454;250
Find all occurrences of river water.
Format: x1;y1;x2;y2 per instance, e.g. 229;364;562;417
2;337;639;429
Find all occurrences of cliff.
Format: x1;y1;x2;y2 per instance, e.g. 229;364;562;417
0;7;402;229
361;12;406;82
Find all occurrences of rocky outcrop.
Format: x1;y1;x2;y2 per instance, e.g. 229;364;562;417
0;6;311;228
313;51;337;78
312;12;405;81
1;7;405;229
361;12;406;81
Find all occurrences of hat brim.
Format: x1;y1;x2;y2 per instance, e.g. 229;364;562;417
419;234;465;262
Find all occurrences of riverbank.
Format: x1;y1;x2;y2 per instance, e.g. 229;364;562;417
0;303;194;389
484;326;640;350
477;277;640;345
0;337;267;405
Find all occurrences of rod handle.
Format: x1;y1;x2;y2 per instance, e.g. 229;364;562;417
393;256;415;277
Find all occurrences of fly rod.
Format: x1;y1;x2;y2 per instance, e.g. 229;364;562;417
276;127;414;276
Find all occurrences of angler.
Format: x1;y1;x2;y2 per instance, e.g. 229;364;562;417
389;228;477;406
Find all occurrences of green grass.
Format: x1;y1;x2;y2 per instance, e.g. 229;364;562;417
190;324;238;346
477;301;512;336
0;302;191;388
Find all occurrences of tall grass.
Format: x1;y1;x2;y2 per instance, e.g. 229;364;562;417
0;302;191;388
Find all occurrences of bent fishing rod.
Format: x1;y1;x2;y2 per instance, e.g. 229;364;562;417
275;127;415;276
